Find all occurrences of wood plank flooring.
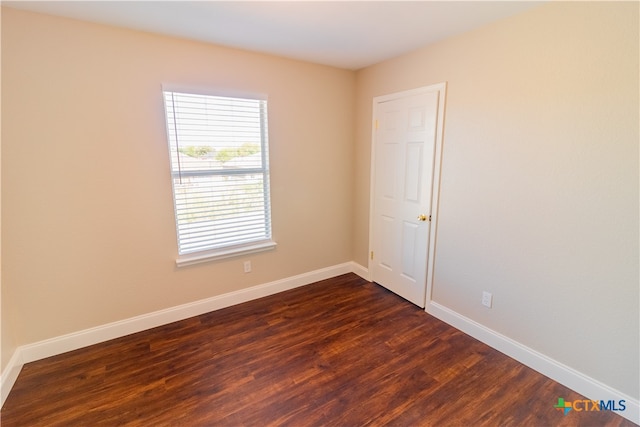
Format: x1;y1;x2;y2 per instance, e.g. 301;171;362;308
2;273;636;426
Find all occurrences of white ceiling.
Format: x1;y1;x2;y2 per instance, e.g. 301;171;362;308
4;1;542;70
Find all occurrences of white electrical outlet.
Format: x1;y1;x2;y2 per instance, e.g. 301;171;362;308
481;291;493;308
243;261;251;273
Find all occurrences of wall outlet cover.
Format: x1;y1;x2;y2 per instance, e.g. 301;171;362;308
482;291;492;308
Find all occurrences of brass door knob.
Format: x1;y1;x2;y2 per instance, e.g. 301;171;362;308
418;214;428;222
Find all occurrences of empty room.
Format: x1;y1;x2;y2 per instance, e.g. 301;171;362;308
1;1;638;425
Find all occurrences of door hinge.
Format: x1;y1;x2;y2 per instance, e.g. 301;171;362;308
374;119;379;130
370;251;374;260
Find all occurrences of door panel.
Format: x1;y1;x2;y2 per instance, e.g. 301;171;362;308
379;216;394;270
401;220;418;279
370;86;443;307
380;142;398;199
404;141;423;202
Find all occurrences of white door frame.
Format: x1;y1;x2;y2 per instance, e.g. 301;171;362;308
368;82;447;309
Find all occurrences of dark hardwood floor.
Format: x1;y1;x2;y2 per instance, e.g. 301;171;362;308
2;273;635;426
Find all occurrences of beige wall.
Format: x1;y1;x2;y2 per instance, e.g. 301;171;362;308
0;5;11;375
355;2;639;399
2;1;639;405
1;7;354;346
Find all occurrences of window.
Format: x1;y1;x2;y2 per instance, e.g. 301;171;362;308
163;89;275;266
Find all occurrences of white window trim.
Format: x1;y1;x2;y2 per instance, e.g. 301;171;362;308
176;240;277;267
162;84;276;266
162;83;267;102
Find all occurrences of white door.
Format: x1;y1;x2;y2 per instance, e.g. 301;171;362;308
369;84;446;307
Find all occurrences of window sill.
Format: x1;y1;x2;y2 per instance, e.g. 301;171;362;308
176;240;277;267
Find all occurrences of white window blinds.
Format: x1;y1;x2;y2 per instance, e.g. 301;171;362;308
163;90;273;256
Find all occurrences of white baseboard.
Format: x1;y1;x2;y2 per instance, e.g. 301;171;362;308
427;300;639;425
1;350;23;407
0;262;358;408
350;261;370;281
3;263;636;426
18;263;356;364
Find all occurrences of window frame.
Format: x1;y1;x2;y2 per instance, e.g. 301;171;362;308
162;85;276;267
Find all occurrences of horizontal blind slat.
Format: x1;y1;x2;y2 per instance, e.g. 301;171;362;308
178;231;269;248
